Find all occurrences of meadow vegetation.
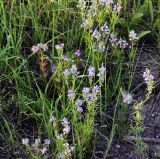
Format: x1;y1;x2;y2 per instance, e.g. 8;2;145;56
0;0;159;158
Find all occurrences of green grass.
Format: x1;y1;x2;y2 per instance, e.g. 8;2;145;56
0;0;159;158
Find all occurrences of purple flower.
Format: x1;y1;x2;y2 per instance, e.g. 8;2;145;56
44;139;50;145
77;106;83;112
75;100;83;112
62;117;70;125
63;69;71;76
88;66;95;77
85;93;94;102
31;43;48;53
75;50;82;57
51;65;56;73
71;64;79;75
75;99;83;107
97;66;106;76
101;23;109;34
118;39;128;49
63;125;71;135
67;90;75;99
31;45;39;53
143;69;154;83
61;118;71;135
92;85;100;94
61;55;69;61
82;87;90;94
41;44;48;51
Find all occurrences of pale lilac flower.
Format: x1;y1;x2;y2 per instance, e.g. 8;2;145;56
143;69;154;83
63;69;71;76
85;93;94;102
44;139;50;145
67;90;75;99
75;99;83;112
75;99;83;107
97;66;106;76
33;138;41;147
113;3;122;13
82;87;90;94
63;125;71;135
109;33;119;46
61;55;69;61
92;29;101;40
62;118;71;135
101;23;109;34
122;92;133;104
31;45;39;53
62;117;70;126
129;30;138;41
75;50;82;57
92;85;100;94
98;42;105;51
22;138;29;145
70;64;79;75
58;152;65;159
41;44;48;51
41;147;48;154
88;66;95;77
76;106;83;112
118;39;128;49
51;65;56;73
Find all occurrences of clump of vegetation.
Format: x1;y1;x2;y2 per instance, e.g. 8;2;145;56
0;0;159;158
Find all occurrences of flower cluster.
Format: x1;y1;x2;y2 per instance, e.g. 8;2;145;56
143;69;154;84
55;43;64;51
113;2;122;13
58;143;75;159
75;49;82;57
122;91;133;105
109;33;129;49
82;85;100;102
129;30;138;41
49;116;75;159
88;66;95;77
61;117;71;135
75;99;83;112
22;138;50;155
63;64;79;76
31;43;48;53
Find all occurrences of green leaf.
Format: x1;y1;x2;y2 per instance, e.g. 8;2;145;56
131;13;144;22
148;0;154;24
138;31;151;39
117;18;127;26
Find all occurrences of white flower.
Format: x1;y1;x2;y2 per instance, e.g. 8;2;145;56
55;43;64;50
41;147;48;154
50;116;56;122
22;138;29;145
129;30;138;41
122;92;133;104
